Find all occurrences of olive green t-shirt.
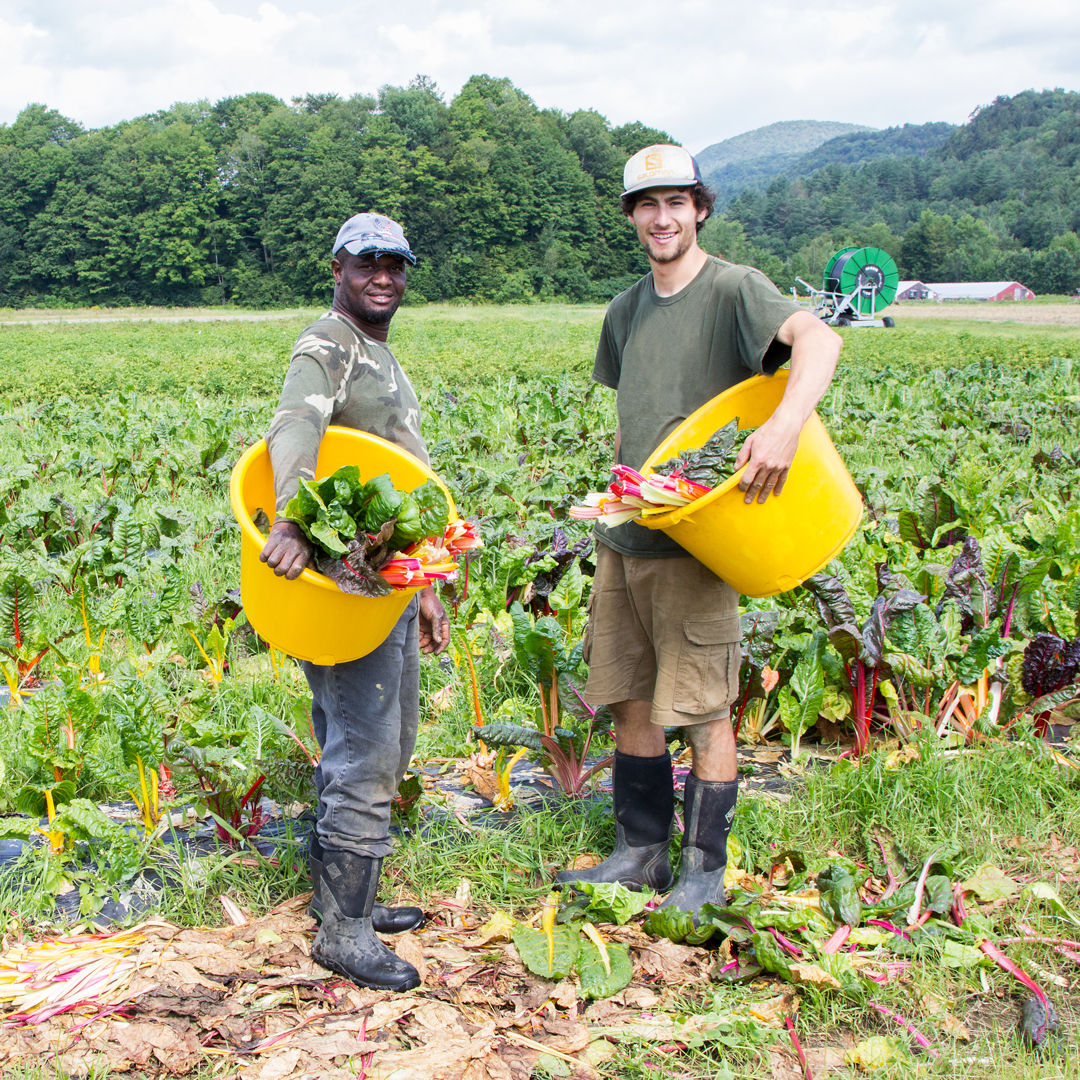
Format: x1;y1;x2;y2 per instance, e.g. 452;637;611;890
266;311;428;516
592;256;804;558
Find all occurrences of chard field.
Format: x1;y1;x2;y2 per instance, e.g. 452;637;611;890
0;305;1077;1079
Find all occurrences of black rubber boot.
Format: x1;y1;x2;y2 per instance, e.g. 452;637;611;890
555;750;675;892
308;834;423;934
660;773;737;920
311;848;421;991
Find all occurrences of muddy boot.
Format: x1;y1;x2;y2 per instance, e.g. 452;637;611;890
555;750;674;892
311;848;421;991
660;774;737;920
308;834;423;934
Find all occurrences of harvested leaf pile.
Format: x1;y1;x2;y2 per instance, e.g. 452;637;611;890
2;841;1076;1080
0;896;768;1080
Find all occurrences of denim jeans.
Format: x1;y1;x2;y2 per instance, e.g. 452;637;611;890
302;597;419;859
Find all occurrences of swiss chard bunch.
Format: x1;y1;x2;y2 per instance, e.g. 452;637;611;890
1021;632;1080;736
652;418;755;489
805;572;927;758
282;467;450;597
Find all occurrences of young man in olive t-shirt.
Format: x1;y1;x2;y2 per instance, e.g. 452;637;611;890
556;146;842;916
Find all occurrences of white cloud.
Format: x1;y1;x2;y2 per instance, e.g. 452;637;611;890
0;0;1077;149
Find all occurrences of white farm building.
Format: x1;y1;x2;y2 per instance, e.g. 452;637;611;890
924;281;1035;301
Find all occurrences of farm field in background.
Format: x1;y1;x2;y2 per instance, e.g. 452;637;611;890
0;307;1077;1077
1;300;1079;399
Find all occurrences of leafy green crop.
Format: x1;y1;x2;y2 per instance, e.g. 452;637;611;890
652;418;755;488
283;467;450;596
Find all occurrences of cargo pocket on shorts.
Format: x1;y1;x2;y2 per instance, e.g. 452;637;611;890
581;587;596;665
672;619;740;715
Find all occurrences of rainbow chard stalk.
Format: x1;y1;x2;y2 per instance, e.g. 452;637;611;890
540;892;559;971
492;746;529;812
0;926;144;1023
805;573;925;759
539;731;612;798
733;611;781;742
108;663;165;833
509;603;567;739
980;939;1060;1049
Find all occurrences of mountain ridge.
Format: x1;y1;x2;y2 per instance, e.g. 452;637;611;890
695;119;875;171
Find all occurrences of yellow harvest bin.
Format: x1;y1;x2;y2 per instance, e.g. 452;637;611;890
230;426;457;665
638;370;862;597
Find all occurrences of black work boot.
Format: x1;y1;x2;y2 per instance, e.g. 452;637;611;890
660;773;737;919
308;833;424;934
555;750;675;892
311;848;421;991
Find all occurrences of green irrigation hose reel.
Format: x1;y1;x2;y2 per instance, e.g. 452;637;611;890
795;246;900;326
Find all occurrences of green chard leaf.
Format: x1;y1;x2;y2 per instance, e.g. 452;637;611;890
750;930;793;979
577;937;634;999
309;518;351;557
512;925;578;980
413;479;451;539
390;493;423;549
817;865;863;927
652;418;755;489
644;906;697;944
364;473;404;533
577;881;654;925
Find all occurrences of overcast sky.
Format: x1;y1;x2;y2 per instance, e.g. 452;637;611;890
2;0;1078;152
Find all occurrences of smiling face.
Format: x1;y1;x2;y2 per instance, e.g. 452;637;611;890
331;249;408;329
628;187;708;265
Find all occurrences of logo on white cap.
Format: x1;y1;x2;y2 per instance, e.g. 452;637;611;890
622;144;702;197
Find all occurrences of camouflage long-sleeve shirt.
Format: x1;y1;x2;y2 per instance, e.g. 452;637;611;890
266;311;428;516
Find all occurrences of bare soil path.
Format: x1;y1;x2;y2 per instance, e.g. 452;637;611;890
893;300;1080;326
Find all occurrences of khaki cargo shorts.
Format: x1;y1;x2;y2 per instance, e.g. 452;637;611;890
582;543;741;727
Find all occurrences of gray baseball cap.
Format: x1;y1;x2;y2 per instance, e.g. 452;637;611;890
332;213;416;264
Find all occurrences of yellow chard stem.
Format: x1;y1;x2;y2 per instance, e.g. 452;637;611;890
496;746;528;809
2;661;22;708
136;757;152;830
583;921;611;977
89;630;105;676
79;588;92;649
541;891;558;972
187;629;222;685
44;788;64;853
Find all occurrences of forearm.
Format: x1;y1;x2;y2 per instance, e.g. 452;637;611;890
736;314;841;502
265;358;334;513
771;316;842;430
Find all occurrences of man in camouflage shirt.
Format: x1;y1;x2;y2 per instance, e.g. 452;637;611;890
260;213;448;992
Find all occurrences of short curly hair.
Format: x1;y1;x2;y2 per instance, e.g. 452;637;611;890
620;183;717;233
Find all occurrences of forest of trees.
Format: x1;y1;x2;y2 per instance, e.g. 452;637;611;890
1;81;1078;306
0;76;670;307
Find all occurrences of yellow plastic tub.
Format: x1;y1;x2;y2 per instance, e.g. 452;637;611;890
639;370;862;597
230;426;457;665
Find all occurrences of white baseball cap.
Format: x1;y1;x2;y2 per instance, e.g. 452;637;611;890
622;144;704;197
